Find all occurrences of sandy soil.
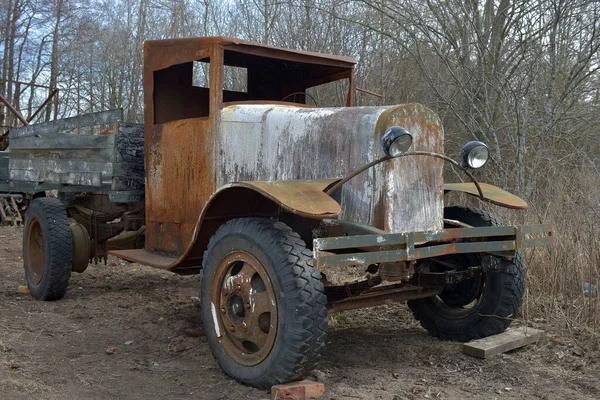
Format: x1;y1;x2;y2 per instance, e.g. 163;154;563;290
1;224;599;399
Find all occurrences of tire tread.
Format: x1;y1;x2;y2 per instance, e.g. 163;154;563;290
200;218;327;389
24;197;72;301
408;206;525;342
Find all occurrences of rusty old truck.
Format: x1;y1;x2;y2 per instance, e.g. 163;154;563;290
2;37;551;388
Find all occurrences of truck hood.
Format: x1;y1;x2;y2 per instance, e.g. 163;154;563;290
218;103;444;233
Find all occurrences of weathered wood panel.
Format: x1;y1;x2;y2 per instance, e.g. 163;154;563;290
2;112;144;202
9;132;115;150
463;328;544;358
9;169;104;187
112;123;145;194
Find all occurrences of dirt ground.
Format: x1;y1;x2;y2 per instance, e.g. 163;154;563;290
1;225;599;400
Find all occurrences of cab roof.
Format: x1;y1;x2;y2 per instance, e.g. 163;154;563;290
144;36;357;72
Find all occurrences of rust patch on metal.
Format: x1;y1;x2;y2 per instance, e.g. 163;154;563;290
235;180;340;218
211;251;278;366
144;36;355;74
26;218;45;284
374;104;445;234
328;285;441;313
144;116;215;255
110;248;177;269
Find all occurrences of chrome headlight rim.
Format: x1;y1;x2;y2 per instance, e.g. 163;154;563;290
381;126;413;157
460;141;489;169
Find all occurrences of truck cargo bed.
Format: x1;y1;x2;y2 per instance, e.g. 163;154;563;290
0;109;144;203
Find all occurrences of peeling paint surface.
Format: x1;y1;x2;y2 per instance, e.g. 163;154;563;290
218;103;444;233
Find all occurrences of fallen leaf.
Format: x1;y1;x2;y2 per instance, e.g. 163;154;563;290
183;328;205;338
17;285;30;295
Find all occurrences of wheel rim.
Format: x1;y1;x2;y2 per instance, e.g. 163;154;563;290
211;251;278;366
430;254;496;318
439;272;484;306
26;218;45;285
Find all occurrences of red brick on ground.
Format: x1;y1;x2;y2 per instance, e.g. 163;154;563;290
271;380;325;400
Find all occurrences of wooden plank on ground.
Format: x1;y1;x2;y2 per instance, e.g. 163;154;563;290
462;327;544;359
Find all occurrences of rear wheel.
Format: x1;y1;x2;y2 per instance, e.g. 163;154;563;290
408;206;525;341
200;218;327;389
23;197;72;301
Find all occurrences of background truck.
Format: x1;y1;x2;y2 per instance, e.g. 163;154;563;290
2;37;550;389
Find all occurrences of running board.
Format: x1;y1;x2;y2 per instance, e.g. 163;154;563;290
109;249;177;269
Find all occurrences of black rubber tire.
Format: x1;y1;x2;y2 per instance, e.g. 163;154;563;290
23;197;72;301
408;206;525;342
200;218;327;389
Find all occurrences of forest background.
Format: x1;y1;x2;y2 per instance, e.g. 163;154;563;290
1;0;599;344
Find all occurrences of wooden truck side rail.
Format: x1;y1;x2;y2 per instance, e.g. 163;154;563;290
1;109;144;203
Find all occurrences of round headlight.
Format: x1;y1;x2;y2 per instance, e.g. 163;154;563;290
382;126;413;157
460;141;489;169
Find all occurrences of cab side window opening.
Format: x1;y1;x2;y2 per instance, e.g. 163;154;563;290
193;60;210;88
154;59;210;124
224;65;248;93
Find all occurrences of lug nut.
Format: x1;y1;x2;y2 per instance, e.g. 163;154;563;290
221;308;226;314
229;326;235;332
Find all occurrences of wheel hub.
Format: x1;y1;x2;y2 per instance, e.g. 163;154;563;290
228;294;246;322
211;251;278;366
26;219;45;285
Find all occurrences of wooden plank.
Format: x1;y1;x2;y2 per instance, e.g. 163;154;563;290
9;158;113;175
10;131;115;150
9;148;114;162
113;162;144;177
0;180;111;193
9;169;104;187
462;328;544;359
9;109;123;138
111;176;144;191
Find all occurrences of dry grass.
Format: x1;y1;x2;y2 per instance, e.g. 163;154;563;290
522;168;600;347
445;165;600;346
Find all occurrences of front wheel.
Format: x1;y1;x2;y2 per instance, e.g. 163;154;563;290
408;206;525;341
200;218;327;389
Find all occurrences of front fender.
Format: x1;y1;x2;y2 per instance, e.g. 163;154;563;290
443;182;527;210
167;179;341;271
232;180;341;218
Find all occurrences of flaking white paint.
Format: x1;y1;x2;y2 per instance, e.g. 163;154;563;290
218;104;444;233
